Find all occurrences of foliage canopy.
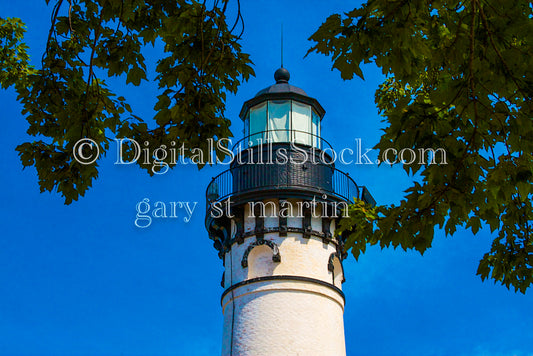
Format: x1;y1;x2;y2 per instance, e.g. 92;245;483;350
1;0;253;204
309;0;532;293
1;0;531;292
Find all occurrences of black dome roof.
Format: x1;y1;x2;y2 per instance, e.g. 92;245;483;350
255;67;308;97
255;82;308;97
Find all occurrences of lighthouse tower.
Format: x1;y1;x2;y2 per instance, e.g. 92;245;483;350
205;68;374;356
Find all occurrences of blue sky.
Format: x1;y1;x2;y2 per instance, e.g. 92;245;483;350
1;1;532;355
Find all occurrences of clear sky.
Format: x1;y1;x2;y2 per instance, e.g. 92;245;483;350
1;1;532;356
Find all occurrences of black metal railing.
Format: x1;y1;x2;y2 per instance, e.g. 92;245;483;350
230;129;335;158
205;129;367;216
205;163;359;212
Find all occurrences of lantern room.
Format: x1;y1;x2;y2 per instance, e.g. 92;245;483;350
239;67;326;148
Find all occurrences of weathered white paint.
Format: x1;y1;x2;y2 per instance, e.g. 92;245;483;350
221;280;345;356
221;198;346;356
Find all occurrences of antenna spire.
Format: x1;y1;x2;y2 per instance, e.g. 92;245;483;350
275;24;290;83
281;23;284;68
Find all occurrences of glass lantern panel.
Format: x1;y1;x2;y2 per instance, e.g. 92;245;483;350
312;109;321;149
244;112;249;144
249;102;267;146
292;101;312;146
267;100;290;143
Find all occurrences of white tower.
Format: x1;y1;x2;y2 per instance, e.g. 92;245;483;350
206;68;374;356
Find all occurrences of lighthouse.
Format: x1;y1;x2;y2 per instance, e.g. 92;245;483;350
205;68;374;356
